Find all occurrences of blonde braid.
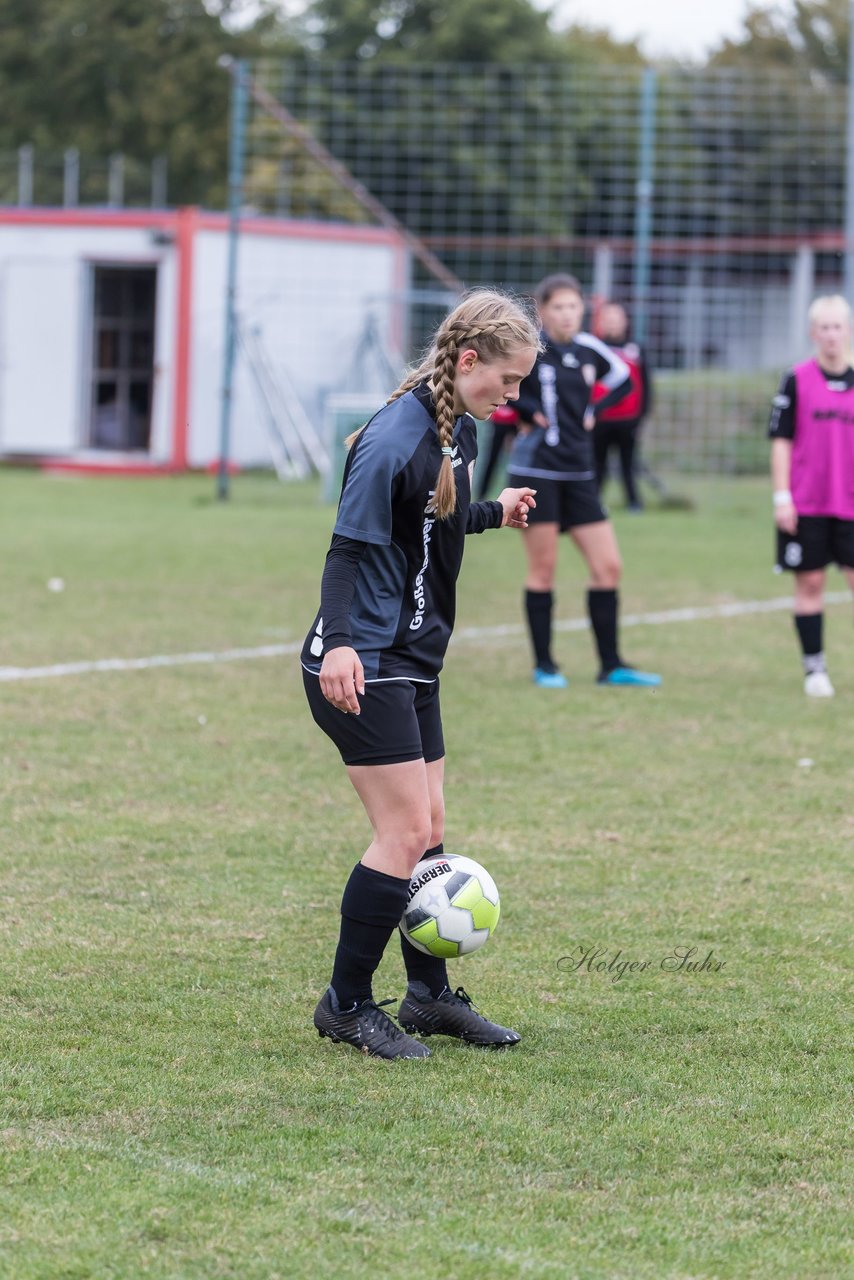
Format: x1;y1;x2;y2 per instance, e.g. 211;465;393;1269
431;331;461;518
430;316;516;517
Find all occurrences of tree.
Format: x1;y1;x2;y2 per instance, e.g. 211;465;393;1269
711;1;849;82
0;0;646;209
251;0;645;253
0;0;300;205
296;0;559;64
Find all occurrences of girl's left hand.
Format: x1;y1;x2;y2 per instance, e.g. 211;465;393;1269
583;408;596;431
496;487;537;528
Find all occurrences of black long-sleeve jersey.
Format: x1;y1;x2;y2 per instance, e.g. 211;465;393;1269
506;331;630;480
301;381;503;683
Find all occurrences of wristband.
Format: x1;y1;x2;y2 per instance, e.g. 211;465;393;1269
773;490;792;507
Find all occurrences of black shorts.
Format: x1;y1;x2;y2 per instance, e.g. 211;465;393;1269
509;472;607;531
776;516;854;573
302;669;445;767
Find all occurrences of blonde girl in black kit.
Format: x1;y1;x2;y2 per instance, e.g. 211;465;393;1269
302;289;540;1059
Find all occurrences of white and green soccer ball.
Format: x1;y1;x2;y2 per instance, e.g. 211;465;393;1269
400;854;501;958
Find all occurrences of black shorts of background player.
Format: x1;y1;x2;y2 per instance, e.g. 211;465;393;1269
300;289;540;1059
591;302;652;512
769;293;854;698
506;273;662;690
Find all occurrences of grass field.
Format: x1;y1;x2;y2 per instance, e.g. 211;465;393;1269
1;469;852;1280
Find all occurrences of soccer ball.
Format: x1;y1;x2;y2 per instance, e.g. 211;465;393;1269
400;854;501;958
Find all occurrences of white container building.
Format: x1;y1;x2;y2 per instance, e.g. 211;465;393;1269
0;207;407;473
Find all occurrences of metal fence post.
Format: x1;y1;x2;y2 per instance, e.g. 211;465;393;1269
18;145;33;206
108;153;124;207
63;148;80;207
151;155;168;208
633;68;657;347
790;245;815;361
217;57;248;501
592;243;614;304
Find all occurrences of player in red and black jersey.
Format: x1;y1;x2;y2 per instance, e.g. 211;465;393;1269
507;274;662;690
302;289;539;1059
591;302;652;512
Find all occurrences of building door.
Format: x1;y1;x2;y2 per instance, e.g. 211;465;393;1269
90;266;157;450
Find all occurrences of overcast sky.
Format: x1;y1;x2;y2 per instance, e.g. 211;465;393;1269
554;0;754;59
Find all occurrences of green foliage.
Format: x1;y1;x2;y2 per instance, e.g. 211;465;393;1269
299;0;558;63
0;0;300;206
265;0;642;245
247;57;649;270
712;0;849;81
1;0;644;211
553;21;647;68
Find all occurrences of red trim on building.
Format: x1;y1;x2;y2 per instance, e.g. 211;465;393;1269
0;206;401;248
0;206;841;258
0;208;179;231
194;211;400;246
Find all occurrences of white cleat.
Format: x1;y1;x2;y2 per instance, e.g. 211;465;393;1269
804;671;835;698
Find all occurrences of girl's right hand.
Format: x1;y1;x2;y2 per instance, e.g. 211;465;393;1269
319;647;365;715
774;501;798;535
496;486;537;528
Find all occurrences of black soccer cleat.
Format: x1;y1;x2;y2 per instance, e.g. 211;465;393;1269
313;987;431;1060
397;982;521;1049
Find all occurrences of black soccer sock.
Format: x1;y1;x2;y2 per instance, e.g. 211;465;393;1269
525;589;557;671
588;588;621;674
795;613;825;673
330;862;411;1009
400;844;450;997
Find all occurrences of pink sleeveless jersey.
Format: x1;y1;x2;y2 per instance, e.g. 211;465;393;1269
792;360;854;519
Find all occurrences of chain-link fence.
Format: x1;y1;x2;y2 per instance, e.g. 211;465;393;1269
241;59;850;476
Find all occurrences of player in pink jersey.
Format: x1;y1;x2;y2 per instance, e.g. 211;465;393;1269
769;294;854;697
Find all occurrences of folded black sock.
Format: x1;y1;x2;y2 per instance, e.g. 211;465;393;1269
588;587;620;673
330;862;411;1009
525;589;556;671
795;613;824;673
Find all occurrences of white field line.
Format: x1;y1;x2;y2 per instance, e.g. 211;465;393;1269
0;643;297;683
0;591;850;685
21;1129;258;1190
